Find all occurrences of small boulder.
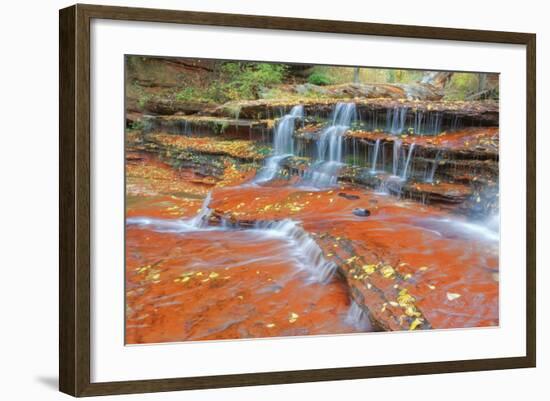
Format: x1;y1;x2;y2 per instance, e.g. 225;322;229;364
353;208;371;217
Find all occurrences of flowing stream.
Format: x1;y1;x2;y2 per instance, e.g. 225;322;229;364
126;187;366;343
370;138;381;173
302;102;357;187
254;105;303;183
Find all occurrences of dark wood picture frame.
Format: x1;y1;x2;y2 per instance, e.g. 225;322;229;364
59;3;536;397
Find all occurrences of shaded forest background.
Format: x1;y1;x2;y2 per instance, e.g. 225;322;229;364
125;56;499;112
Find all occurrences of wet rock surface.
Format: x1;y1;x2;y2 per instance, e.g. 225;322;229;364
125;96;500;343
201;98;498;126
206;184;498;331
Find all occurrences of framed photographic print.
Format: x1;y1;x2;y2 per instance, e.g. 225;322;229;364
59;3;536;397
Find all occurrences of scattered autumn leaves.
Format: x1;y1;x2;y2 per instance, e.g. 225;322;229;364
150;133;264;160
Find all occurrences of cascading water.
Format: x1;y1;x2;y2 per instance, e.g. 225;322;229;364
413;111;424;135
370;139;380;173
303;102;356;187
379;139;411;195
127;192;213;232
253;219;338;283
187;191;213;228
273;105;303;154
344;300;373;331
127;193;337;284
392;139;402;176
425;151;441;183
254;105;303;183
400;143;415;180
387;106;408;134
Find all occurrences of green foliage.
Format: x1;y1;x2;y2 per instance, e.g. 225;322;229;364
137;93;151;109
130;120;144;130
219;62;287;100
261;87;286;99
129;56;497;106
175;87;199;102
308;72;333;86
172;62;287;103
444;73;480;100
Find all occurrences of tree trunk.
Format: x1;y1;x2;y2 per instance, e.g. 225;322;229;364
353;67;360;84
420;71;454;89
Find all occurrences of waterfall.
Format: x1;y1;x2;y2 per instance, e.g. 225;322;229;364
253;219;337;283
414;111;424;135
273;105;303;154
400;144;415;180
127;192;213;232
377;108;446;136
344;300;373;331
128;195;337;284
317;126;346;162
429;112;443;135
317;102;356;162
303;102;356;187
370;139;380;173
387;106;408;134
425;151;441;183
254;105;303;183
187;192;213;228
392;139;402;176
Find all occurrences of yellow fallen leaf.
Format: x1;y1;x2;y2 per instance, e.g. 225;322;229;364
265;323;276;328
136;265;151;274
397;289;415;306
447;292;461;301
288;312;299;323
380;265;395;279
209;272;219;279
362;264;377;275
418;266;429;272
404;305;421;318
427;284;436;290
409;318;424;330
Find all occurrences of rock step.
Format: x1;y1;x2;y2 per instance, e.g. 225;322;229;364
143;115;274;142
202;98;499;126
